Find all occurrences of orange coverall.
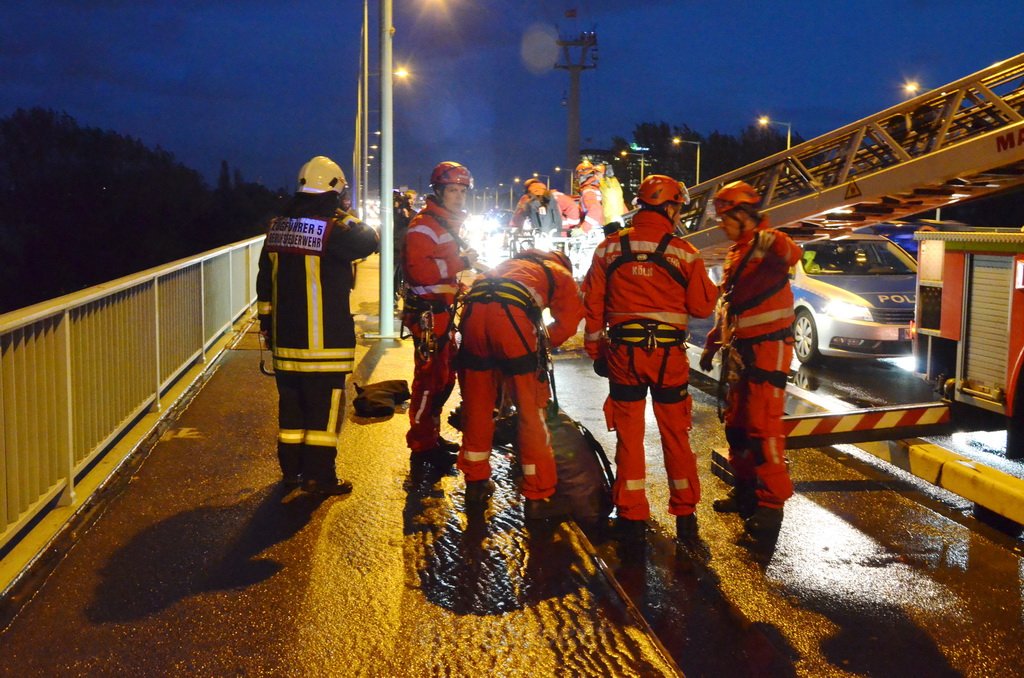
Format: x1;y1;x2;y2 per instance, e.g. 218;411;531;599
402;195;471;455
582;210;718;520
457;255;583;500
704;219;802;509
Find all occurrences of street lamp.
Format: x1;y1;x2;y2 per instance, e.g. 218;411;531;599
672;137;702;185
903;80;921;97
619;149;646;182
532;172;551;185
758;115;792;150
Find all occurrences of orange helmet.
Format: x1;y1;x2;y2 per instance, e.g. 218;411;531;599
575;160;598;184
430;161;474;190
713;181;761;214
636;174;689;207
527;181;548;197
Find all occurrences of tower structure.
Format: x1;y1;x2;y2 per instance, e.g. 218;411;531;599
555;31;597;193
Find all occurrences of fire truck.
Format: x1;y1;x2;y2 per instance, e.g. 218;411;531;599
913;230;1024;455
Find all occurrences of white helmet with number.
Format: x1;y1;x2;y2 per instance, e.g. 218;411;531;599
297;156;346;194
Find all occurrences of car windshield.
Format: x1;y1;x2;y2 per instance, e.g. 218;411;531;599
801;240;916;275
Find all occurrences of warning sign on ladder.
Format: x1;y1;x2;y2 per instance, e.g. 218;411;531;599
844;182;862;200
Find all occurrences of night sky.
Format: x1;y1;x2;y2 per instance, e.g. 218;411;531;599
3;0;1022;193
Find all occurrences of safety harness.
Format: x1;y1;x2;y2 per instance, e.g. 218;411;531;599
604;231;691;391
458;253;555;379
398;210;465;360
714;233;793;420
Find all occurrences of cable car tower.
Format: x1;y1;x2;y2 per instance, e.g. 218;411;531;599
556;30;597;193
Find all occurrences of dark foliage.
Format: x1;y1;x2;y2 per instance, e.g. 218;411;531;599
0;108;286;313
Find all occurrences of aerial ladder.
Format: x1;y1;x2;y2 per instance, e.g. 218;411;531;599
683;53;1024;454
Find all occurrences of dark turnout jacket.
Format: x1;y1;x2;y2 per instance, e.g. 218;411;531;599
257;191;379;373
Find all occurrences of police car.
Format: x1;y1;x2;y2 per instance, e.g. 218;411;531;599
791;233;917;364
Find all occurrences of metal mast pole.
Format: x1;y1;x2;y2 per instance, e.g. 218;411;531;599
361;0;370;219
555;31;597;193
377;0;398;337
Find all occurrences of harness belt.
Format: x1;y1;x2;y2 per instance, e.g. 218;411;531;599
608;319;688;350
463;278;538;318
401;288;451;314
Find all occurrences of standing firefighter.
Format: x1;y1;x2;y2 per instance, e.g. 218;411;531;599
402;161;480;465
457;249;584;519
576;161;604;234
582;174;717;542
700;180;802;539
257;156;380;495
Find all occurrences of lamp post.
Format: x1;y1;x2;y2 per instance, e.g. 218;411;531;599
376;0;398;337
619;149;646;182
758;115;792;150
672;137;702;185
532;172;551;186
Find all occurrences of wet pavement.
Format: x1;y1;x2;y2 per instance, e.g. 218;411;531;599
1;256;1023;677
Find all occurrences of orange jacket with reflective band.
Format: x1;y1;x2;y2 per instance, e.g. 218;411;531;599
581;210;718;358
551;190;580;224
711;219;802;344
403;196;469;304
579;185;604;233
480;256;584;348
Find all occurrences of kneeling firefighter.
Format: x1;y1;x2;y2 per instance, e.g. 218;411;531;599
700;180;802;538
256;156;380;495
457;249;584;519
582;174;718;542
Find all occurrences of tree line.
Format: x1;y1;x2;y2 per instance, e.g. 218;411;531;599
0;108;284;313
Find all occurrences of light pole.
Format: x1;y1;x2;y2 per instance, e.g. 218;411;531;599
758;115;792;150
532;172;551;186
672;137;702;185
376;0;398;337
619;149;646;182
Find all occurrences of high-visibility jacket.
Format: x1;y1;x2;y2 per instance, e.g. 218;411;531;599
582;209;717;357
579;184;604;233
402;195;468;309
256;193;380;373
551;190;580;226
509;194;531;230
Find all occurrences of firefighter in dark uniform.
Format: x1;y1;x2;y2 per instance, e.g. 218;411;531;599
257;156;380;495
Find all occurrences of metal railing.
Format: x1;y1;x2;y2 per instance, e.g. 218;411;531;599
0;236;264;550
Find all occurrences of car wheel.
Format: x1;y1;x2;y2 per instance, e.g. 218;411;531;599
793;310;821;365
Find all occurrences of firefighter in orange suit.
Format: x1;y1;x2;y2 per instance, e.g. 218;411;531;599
576;161;604;234
402;161;479;465
700;180;802;539
457;249;584;519
581;174;717;542
256;156;380;495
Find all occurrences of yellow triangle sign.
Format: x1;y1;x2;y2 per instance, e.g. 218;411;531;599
844;182;862;200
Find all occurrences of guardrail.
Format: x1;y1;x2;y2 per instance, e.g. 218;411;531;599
0;236;264;551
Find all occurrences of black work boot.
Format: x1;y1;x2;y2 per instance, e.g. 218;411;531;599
524;496;568;522
712;484;757;518
675;513;698;542
465;479;495;505
303;478;354;496
744;505;784;538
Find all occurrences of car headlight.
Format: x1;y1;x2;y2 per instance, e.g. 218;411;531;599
823;300;872;321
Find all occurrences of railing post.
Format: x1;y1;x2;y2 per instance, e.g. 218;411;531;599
153;277;162;412
58;309;76;506
200;261;207;363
